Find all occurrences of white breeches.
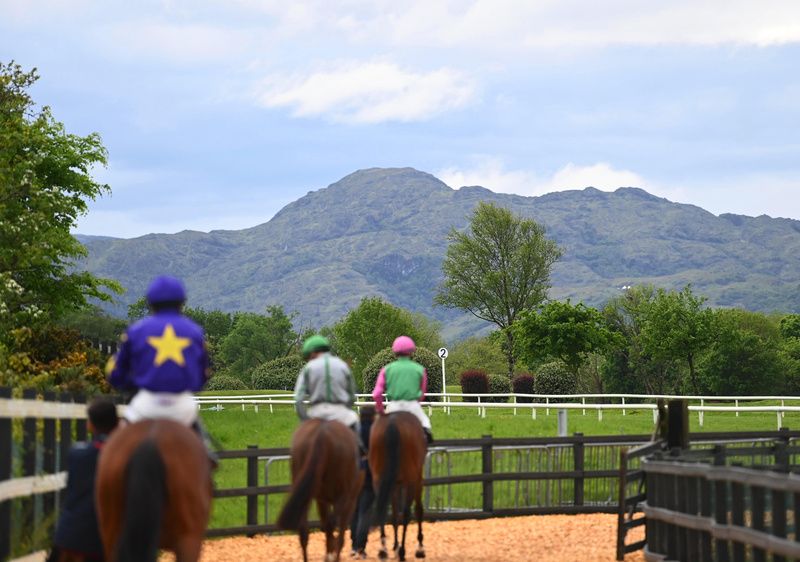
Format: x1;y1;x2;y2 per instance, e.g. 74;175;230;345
125;389;198;426
307;402;360;428
385;400;431;430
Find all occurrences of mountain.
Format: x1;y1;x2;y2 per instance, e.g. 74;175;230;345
78;167;800;340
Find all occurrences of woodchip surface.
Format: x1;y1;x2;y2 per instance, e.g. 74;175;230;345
164;514;645;561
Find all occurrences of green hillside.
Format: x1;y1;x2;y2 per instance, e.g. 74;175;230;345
78;167;800;340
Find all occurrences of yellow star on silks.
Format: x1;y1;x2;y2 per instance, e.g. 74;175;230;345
147;324;192;367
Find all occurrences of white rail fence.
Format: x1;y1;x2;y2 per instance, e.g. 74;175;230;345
195;392;800;429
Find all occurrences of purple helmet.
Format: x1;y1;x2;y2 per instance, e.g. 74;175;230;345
391;335;416;355
145;275;186;305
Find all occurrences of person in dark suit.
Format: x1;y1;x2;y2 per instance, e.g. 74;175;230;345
350;405;377;558
48;397;119;562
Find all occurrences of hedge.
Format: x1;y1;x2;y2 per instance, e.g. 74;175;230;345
205;375;247;391
486;374;511;403
512;373;535;403
534;361;577;398
459;370;488;402
251;355;304;391
362;347;442;400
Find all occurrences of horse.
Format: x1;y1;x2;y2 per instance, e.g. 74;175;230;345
369;411;428;561
278;419;363;562
95;419;212;562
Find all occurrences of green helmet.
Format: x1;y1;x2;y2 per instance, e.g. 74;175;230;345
302;335;330;359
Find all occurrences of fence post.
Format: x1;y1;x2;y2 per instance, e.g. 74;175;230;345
573;433;584;507
42;391;57;520
58;392;73;512
615;448;628;561
22;388;37;533
481;435;493;515
0;387;12;560
75;393;87;442
713;446;730;562
247;445;258;537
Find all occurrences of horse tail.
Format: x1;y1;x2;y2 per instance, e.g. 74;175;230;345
116;439;166;562
278;424;327;530
374;416;400;524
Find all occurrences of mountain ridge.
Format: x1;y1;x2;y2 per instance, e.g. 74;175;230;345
77;168;800;340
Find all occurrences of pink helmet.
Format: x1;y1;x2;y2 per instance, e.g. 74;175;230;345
392;335;416;355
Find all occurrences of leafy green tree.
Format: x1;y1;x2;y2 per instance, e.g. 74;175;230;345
127;297;149;321
218;306;298;384
447;335;508;382
0;62;120;341
639;286;714;394
331;297;425;386
699;309;783;395
513;300;620;375
60;306;127;342
436;202;562;377
780;314;800;340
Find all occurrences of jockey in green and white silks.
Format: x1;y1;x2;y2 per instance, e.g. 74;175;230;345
293;335;360;432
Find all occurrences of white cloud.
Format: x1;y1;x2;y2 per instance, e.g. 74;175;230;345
254;61;475;123
438;158;647;197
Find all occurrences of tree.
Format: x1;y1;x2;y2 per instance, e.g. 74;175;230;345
447;335;508;382
639;286;714;394
218;306;298;384
513;300;620;375
331;297;424;386
780;314;800;340
436;202;562;377
0;62;120;341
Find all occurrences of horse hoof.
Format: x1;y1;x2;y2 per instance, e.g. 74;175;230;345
415;549;426;559
378;549;388;560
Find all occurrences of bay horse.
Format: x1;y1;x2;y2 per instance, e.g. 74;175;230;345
278;419;363;562
96;420;212;562
369;412;427;561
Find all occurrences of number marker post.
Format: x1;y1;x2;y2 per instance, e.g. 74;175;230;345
438;347;449;414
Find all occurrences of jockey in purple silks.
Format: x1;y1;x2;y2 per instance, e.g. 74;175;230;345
106;275;217;465
372;335;433;444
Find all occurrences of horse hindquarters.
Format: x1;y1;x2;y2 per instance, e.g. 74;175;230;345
114;440;166;562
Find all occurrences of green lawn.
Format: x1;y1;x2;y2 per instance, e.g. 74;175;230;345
201;396;800;531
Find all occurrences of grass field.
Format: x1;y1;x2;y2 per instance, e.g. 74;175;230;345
200;390;800;531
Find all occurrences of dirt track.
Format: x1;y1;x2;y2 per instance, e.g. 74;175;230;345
175;514;645;561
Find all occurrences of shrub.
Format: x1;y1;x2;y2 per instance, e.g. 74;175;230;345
206;375;247;391
251;355;304;390
459;370;488;402
486;374;511;403
534;361;577;398
512;373;535;403
362;347;442;400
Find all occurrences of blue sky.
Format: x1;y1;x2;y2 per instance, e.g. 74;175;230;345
2;0;800;237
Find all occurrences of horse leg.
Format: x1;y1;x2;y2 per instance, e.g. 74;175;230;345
398;503;411;562
299;514;310;562
320;501;338;562
173;537;203;562
414;490;425;559
378;524;389;560
391;493;400;555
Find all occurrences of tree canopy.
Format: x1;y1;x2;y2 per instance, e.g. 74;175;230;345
436;202;561;376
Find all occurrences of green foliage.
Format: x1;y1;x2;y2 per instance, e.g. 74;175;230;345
185;307;235;343
127;297;148;321
486;374;511;403
251;355;304;391
459;369;489;401
698;309;783;395
780;314;800;340
534;361;577;397
0;62;120;344
514;300;620;374
362;347;442;399
639;286;714;393
206;375;247;392
446;336;507;383
60;306;127;341
436;202;562;376
332;297;440;387
218;306;298;385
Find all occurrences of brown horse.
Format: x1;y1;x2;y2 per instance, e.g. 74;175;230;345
369;412;427;561
96;420;212;562
278;419;363;562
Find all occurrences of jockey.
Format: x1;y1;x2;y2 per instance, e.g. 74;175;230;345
372;336;433;444
107;275;217;465
293;334;360;437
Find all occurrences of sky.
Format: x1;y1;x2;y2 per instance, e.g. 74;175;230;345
2;0;800;238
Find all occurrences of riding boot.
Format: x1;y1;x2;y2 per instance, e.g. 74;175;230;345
423;427;434;445
350;422;367;455
191;419;219;470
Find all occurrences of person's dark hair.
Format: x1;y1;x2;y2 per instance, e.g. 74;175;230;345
150;300;185;313
360;405;376;423
87;397;119;435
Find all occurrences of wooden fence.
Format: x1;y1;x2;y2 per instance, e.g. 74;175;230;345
642;440;800;562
